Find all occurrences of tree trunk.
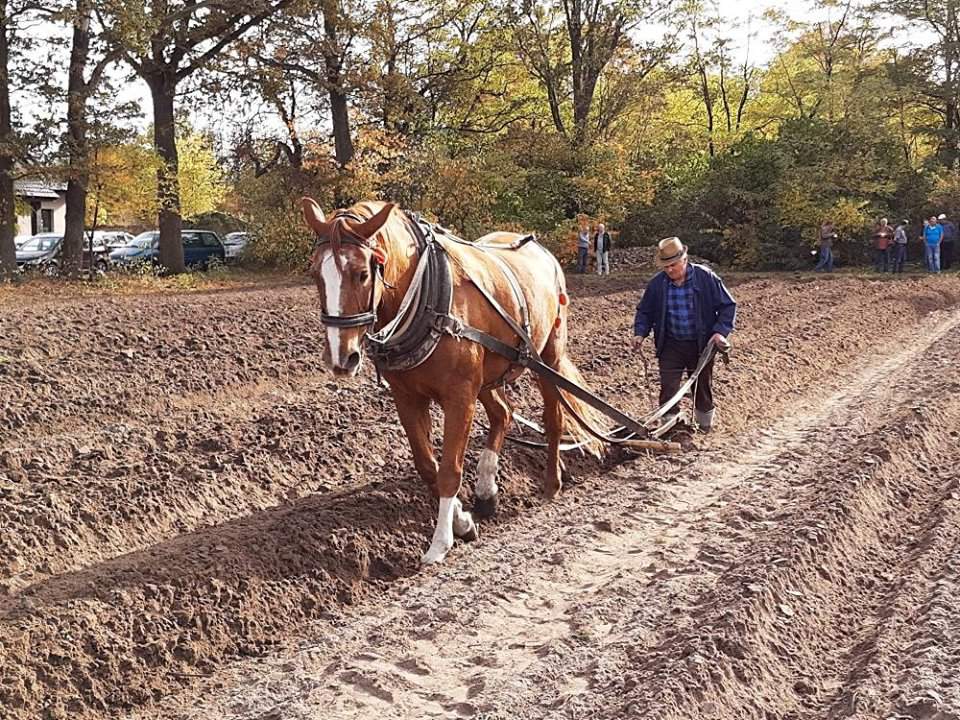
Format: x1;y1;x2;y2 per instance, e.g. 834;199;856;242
329;83;354;166
321;1;354;166
62;0;92;279
0;0;16;278
147;71;185;274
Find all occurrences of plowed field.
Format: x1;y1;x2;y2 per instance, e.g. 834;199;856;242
2;271;960;720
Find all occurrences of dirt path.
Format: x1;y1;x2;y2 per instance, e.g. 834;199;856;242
2;274;960;720
132;305;960;720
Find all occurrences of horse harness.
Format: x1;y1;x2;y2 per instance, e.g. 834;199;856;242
313;210;540;382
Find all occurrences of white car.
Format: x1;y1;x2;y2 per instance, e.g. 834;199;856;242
223;231;250;261
86;230;135;251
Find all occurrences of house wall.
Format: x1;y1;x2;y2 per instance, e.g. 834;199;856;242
16;195;67;236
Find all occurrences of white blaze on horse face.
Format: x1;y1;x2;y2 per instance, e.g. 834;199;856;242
422;496;457;564
320;249;344;363
476;449;499;500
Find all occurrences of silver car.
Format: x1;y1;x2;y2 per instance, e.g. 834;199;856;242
223;231;249;261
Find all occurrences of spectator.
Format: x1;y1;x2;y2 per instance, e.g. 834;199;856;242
594;223;612;276
940;213;956;271
923;215;943;273
816;220;836;272
893;219;909;274
576;226;590;273
632;237;736;432
873;217;894;272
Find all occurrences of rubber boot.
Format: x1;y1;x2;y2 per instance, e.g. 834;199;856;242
694;407;715;432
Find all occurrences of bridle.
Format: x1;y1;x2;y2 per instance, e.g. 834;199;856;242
310;211;388;333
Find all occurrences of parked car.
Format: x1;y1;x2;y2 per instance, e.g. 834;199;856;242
15;233;110;275
182;230;226;269
222;231;250;261
87;230;135;250
109;231;158;267
109;230;226;270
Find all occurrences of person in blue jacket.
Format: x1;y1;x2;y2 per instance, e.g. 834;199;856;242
925;215;944;273
631;237;737;431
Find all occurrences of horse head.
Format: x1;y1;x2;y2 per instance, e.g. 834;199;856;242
302;197;395;377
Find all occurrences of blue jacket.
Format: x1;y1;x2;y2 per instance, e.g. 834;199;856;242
633;263;737;357
924;224;944;246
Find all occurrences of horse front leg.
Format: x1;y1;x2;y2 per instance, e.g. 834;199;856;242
474;388;513;518
391;387;439;496
422;392;479;565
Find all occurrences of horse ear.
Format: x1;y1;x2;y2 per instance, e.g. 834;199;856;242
301;197;327;235
352;202;396;241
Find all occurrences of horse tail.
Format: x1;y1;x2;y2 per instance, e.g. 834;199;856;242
554;354;608;458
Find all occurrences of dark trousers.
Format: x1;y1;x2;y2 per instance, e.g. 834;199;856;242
944;241;955;270
659;338;715;413
892;243;907;273
874;247;890;272
576;246;588;273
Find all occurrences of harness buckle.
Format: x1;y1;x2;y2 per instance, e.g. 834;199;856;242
433;313;463;338
517;343;531;365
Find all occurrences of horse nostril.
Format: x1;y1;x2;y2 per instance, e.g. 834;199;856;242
345;351;361;371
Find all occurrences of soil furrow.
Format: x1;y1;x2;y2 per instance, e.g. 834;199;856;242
2;275;960;720
121;299;960;720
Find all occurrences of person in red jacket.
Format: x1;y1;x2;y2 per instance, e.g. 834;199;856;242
873;218;894;272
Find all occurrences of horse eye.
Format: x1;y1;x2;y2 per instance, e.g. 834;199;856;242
357;269;370;283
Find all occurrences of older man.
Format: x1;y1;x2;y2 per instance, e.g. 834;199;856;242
893;219;909;273
873;218;894;272
631;237;737;431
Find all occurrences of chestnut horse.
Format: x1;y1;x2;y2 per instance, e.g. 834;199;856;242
302;198;606;564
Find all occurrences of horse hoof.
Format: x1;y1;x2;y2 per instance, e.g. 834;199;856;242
542;483;561;500
473;493;499;518
421;544;450;565
460;522;479;543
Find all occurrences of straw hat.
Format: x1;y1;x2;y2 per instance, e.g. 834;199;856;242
656;236;688;267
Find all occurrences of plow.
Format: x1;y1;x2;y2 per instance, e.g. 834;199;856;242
495;336;730;455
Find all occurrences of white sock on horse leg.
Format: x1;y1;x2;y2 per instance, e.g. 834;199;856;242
451;497;475;537
422;496;456;564
475;449;499;499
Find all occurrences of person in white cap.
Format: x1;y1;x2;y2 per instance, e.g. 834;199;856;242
872;218;894;272
631;237;737;431
940;213;956;270
893;219;910;273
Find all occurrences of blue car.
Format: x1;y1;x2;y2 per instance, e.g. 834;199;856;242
109;230;225;270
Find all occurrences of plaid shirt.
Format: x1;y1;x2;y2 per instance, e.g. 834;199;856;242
665;274;697;340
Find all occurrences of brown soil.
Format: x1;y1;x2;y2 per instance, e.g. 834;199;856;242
2;271;960;720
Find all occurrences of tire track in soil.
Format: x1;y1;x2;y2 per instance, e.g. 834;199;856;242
128;307;960;720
